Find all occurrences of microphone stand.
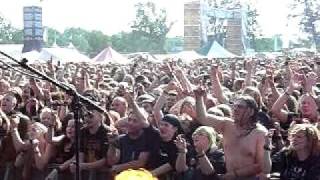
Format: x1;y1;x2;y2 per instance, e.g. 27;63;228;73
0;51;107;180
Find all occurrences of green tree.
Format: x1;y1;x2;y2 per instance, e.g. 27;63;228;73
131;2;174;53
63;28;90;53
255;38;282;52
0;16;23;44
87;30;110;57
11;29;23;43
165;36;184;52
45;28;67;47
246;4;260;49
289;0;320;50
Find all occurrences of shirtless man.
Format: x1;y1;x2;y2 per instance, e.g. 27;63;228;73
194;87;271;180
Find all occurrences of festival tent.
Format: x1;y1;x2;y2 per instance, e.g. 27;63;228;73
169;50;206;63
93;47;131;64
126;52;161;63
39;47;90;63
21;50;46;64
206;41;238;58
0;44;24;62
0;44;90;64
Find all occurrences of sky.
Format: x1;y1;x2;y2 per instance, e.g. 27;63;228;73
0;0;298;38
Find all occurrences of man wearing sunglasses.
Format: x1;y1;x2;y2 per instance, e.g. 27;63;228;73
70;90;110;180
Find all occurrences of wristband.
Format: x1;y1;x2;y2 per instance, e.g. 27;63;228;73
196;153;206;158
178;149;187;154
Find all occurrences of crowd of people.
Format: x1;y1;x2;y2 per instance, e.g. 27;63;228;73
0;55;319;180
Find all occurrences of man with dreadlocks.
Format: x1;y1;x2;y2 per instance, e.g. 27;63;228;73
194;86;271;180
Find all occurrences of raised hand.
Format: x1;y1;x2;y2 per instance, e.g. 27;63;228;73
96;70;103;82
10;115;20;130
210;64;219;77
107;129;119;147
266;68;275;87
47;59;54;72
287;67;302;92
43;89;52;102
174;66;184;78
31;139;40;149
304;72;318;92
231;61;236;71
174;134;187;152
245;60;254;72
193;86;206;98
123;89;135;104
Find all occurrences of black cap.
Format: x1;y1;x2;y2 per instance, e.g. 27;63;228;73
162;114;184;134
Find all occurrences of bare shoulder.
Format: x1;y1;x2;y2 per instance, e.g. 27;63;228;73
222;117;236;130
253;124;268;136
222;117;235;127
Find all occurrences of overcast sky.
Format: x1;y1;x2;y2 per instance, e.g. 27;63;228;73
0;0;297;37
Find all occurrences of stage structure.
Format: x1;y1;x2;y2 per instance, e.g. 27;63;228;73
184;0;250;56
22;6;43;53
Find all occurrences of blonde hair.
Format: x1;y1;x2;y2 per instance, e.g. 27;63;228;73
115;169;157;180
31;122;48;135
39;107;62;131
289;123;320;156
193;126;218;149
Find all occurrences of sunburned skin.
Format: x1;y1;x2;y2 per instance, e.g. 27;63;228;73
195;89;269;179
223;122;267;179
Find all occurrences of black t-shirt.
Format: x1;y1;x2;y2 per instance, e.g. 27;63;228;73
118;125;160;170
159;139;178;168
272;149;320;180
178;148;226;180
51;137;75;164
80;125;109;163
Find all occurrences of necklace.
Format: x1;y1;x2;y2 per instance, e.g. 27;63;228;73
237;125;255;137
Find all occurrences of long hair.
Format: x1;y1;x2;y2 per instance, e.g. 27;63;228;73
288;124;320;157
236;95;259;126
242;86;265;110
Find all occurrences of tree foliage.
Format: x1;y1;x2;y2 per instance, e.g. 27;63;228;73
0;16;23;44
289;0;320;49
255;37;283;52
246;5;260;49
130;2;174;53
0;2;174;55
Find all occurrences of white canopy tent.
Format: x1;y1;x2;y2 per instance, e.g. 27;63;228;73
207;41;238;59
126;52;161;63
0;44;24;62
39;47;90;63
0;44;90;64
21;50;46;64
93;47;131;64
169;50;206;63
